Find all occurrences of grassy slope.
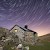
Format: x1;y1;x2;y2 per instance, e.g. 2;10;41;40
39;34;50;41
29;33;50;50
29;41;50;50
3;39;50;50
0;27;50;50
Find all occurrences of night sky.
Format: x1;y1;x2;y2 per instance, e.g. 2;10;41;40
0;0;50;36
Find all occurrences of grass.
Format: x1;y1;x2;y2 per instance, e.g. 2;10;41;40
22;41;50;50
3;41;15;50
3;41;50;50
23;41;50;50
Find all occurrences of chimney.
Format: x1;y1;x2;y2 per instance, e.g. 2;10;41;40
34;32;36;35
24;25;28;29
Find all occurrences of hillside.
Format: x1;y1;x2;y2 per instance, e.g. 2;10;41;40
0;27;50;50
0;27;19;50
0;27;9;33
39;33;50;42
0;27;9;37
23;33;50;50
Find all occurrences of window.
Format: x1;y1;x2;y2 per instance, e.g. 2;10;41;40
14;29;18;32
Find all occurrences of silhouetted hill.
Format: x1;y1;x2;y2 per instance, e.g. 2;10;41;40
0;27;9;37
39;33;50;42
0;27;9;32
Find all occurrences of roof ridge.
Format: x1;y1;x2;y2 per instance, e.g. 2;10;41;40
9;24;36;33
9;24;26;31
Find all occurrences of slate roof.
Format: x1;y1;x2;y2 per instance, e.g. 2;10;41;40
9;25;26;31
10;24;37;34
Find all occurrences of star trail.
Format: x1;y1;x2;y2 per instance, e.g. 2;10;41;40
0;0;50;36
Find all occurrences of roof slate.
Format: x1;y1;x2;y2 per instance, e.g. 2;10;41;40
10;25;37;33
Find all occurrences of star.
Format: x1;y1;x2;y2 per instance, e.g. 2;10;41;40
0;0;50;36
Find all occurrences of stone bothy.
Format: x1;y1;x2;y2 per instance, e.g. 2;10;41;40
10;25;38;45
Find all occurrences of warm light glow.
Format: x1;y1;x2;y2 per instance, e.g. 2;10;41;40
30;26;50;36
15;29;18;32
